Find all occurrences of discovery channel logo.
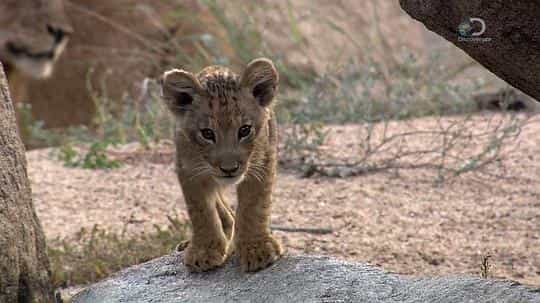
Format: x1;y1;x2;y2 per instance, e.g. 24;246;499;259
458;18;492;42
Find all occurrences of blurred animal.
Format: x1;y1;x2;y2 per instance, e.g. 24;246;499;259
474;88;539;112
18;1;225;131
160;58;282;272
0;0;72;79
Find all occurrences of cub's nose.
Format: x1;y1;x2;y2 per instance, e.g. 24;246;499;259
219;162;240;175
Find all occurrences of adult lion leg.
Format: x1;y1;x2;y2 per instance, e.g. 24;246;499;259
236;155;282;272
180;178;230;272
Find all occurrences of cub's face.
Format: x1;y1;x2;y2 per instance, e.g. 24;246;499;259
161;58;278;185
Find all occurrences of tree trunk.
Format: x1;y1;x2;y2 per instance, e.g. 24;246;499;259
0;62;53;302
399;0;540;101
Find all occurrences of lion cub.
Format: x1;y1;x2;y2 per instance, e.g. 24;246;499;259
160;58;282;272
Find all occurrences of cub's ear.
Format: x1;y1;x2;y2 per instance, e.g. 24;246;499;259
160;69;201;114
240;58;278;107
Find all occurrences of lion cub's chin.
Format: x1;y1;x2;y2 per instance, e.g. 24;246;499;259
214;174;245;187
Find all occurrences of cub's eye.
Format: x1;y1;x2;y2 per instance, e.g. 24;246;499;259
238;125;252;139
200;128;215;142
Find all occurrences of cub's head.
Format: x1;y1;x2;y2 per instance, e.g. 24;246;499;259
0;0;72;78
161;58;278;185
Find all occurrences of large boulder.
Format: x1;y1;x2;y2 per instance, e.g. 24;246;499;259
399;0;540;101
72;253;540;303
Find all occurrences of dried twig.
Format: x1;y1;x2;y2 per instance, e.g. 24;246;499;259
270;225;333;235
480;254;492;279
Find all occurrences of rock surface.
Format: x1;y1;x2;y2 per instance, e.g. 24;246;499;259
72;253;540;303
399;0;540;101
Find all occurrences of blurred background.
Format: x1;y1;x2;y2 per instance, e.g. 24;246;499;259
3;0;539;294
6;0;527;147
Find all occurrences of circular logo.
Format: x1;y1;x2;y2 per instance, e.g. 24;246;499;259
458;21;473;37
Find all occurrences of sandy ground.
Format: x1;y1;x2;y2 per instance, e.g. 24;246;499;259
28;114;540;286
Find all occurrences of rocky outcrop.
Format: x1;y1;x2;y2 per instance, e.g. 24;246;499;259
399;0;540;101
72;253;540;303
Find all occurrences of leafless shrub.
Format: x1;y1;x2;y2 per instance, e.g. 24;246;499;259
276;36;532;184
281;112;533;184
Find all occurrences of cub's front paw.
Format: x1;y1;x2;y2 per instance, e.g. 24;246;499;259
238;235;283;272
183;239;229;272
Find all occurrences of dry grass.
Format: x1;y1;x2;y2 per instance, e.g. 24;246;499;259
281;113;528;183
48;216;187;289
15;0;538;292
28;113;540;287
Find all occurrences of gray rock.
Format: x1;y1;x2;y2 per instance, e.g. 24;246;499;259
72;253;540;303
399;0;540;102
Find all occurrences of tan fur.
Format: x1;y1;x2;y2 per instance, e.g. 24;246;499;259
0;0;72;80
161;58;282;272
20;1;233;130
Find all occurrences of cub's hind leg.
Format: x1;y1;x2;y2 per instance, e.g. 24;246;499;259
216;191;235;257
176;191;235;257
216;191;235;241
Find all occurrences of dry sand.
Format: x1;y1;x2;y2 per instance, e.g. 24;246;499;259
28;113;540;286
